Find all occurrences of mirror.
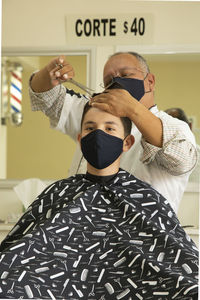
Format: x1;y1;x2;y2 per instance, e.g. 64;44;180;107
0;52;199;235
1;53;200;179
145;53;200;143
1;55;87;180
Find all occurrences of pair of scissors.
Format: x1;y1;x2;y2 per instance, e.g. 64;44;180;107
55;63;94;96
69;78;94;96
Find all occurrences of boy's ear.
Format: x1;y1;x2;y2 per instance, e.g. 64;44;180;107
77;133;81;145
123;134;135;152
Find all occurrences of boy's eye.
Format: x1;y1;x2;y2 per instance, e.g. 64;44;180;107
85;127;94;131
106;127;115;132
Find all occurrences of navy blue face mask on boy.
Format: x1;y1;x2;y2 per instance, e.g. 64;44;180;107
107;77;145;101
81;129;123;169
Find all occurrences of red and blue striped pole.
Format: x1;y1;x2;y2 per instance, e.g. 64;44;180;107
9;63;23;126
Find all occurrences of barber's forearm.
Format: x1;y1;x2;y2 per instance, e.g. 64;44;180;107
31;67;54;93
128;104;163;148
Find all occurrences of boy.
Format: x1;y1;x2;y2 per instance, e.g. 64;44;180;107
0;103;198;299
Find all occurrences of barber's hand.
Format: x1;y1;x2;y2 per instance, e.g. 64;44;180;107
46;56;75;87
90;89;137;118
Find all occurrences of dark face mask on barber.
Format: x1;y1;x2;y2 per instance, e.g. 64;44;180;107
81;129;123;169
107;77;145;101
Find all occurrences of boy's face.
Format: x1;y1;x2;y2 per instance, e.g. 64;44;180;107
78;106;134;171
80;107;125;139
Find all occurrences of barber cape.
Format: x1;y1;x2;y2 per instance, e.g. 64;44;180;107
0;169;198;299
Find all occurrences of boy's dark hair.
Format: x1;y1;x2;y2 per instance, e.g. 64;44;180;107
81;101;132;137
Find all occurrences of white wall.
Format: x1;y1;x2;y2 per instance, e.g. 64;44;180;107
2;0;200;48
2;0;200;90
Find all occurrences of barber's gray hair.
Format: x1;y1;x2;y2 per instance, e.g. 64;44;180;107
111;51;150;74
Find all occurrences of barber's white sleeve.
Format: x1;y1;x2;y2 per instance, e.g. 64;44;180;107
55;93;88;140
140;111;198;175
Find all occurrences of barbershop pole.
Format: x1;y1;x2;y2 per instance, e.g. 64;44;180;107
9;63;23;126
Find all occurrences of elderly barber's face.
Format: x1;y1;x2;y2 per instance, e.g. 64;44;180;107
80;107;125;139
103;53;145;86
103;53;155;104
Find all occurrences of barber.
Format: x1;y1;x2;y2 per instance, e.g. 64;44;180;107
29;52;197;213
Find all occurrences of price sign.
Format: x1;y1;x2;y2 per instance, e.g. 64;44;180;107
66;14;153;45
123;18;145;35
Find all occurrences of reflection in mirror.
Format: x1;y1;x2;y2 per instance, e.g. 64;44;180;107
1;60;23;127
144;53;200;143
1;53;200;179
0;53;199;179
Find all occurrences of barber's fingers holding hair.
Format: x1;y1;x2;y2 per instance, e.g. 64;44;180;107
90;91;110;103
90;89;124;105
90;90;120;116
90;89;134;118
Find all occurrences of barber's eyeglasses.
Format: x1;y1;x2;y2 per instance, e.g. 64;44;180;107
100;67;148;90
